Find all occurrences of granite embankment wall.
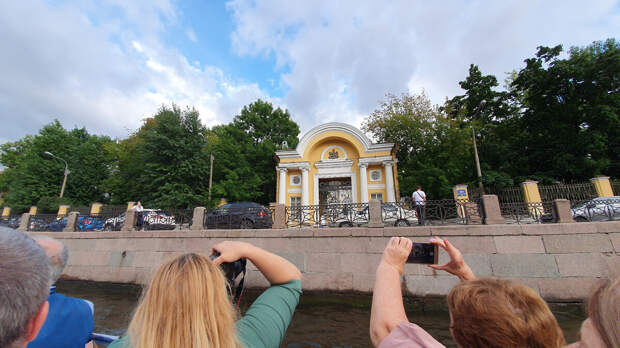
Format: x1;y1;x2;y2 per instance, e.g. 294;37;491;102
31;221;620;301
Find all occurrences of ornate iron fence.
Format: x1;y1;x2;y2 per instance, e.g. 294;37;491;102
571;198;620;222
285;203;369;228
539;183;597;202
27;214;65;232
0;215;20;229
483;186;524;204
500;202;554;224
612;180;620;196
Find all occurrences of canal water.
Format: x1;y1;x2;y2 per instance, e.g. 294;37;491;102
58;280;586;348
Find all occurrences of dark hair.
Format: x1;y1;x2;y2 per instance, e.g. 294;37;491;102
0;229;50;347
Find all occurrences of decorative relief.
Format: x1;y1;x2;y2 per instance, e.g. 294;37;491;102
328;149;339;159
370;170;382;181
291;175;301;186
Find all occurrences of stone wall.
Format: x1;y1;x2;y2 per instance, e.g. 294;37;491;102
31;221;620;301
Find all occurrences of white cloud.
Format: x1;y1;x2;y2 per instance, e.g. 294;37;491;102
0;0;267;143
186;28;198;42
227;0;620;132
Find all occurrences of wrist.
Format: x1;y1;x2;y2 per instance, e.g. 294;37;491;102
457;266;475;281
378;259;404;275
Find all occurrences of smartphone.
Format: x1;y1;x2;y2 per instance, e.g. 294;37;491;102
406;242;438;264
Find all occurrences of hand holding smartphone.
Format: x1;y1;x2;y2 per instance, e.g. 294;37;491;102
406;242;438;264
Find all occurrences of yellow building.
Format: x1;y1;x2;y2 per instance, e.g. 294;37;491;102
275;123;399;206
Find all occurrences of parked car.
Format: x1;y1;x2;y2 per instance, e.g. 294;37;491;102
205;202;272;229
46;216;107;232
104;212;126;231
320;203;417;227
572;196;620;222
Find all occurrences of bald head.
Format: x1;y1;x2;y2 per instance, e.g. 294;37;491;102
32;236;68;285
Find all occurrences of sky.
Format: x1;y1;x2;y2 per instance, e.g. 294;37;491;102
0;0;618;144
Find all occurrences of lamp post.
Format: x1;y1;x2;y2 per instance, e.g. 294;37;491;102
471;101;486;194
44;151;70;198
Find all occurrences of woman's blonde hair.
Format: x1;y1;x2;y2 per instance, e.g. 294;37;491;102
447;277;565;348
127;253;241;348
588;276;620;348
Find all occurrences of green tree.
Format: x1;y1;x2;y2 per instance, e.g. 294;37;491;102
210;99;300;204
363;92;475;198
0;121;114;212
107;105;212;208
511;39;620;180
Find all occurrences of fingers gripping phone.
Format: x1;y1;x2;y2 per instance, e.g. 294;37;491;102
406;242;438;264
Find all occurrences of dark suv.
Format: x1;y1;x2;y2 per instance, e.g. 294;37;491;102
204;202;272;229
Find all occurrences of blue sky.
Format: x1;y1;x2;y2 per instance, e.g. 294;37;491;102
0;0;618;144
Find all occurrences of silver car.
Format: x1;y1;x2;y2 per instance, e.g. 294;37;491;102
571;196;620;222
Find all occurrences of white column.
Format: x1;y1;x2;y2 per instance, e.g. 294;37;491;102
359;163;369;203
383;161;396;203
301;167;310;206
278;168;287;204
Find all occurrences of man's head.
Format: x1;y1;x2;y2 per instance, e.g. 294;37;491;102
0;229;50;348
32;235;69;285
447;277;565;348
416;186;421;190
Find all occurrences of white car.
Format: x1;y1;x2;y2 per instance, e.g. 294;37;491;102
571;196;620;222
318;203;417;227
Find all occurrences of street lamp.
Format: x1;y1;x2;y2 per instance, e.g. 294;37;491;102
471;101;487;194
44;151;70;198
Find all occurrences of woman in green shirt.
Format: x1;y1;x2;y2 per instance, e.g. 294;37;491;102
109;241;302;348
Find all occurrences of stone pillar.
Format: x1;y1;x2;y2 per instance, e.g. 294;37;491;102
57;205;70;217
29;206;38;215
126;202;136;211
63;212;80;232
383;161;396;203
521;180;544;216
277;168;287;204
90;203;103;216
590;176;613;197
1;207;11;220
272;204;287;229
301;167;310;206
553;199;574;223
359;163;369;203
482;195;505;225
190;207;206;230
122;210;138;232
368;199;383;228
18;213;31;231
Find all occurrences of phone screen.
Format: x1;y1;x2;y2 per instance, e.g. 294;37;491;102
406;243;438;264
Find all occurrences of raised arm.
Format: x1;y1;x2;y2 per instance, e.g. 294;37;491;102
429;237;475;281
213;241;302;284
370;237;411;347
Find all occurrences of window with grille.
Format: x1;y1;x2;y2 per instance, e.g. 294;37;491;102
371;193;383;202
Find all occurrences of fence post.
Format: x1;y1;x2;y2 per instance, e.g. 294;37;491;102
521;180;544;216
553;199;574;223
272;204;287;229
63;212;80;232
1;207;11;220
190;207;206;230
29;206;38;215
18;213;31;231
590;176;613;197
482;195;505;224
122;210;138;231
91;203;103;216
57;205;70;218
368;199;383;228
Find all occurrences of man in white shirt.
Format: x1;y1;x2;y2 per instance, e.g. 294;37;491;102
412;186;426;225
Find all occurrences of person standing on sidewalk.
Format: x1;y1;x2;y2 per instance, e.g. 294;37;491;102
412;186;426;225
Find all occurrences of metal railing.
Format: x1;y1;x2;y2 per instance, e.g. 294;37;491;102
539;183;597;202
571;198;620;222
27;214;66;232
500;202;555;224
285;203;369;228
0;215;21;229
141;209;193;230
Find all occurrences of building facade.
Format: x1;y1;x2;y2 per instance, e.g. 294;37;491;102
275;123;399;206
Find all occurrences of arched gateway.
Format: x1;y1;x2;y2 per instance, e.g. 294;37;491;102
275;123;399;206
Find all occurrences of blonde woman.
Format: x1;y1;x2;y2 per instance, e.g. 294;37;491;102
109;241;302;348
